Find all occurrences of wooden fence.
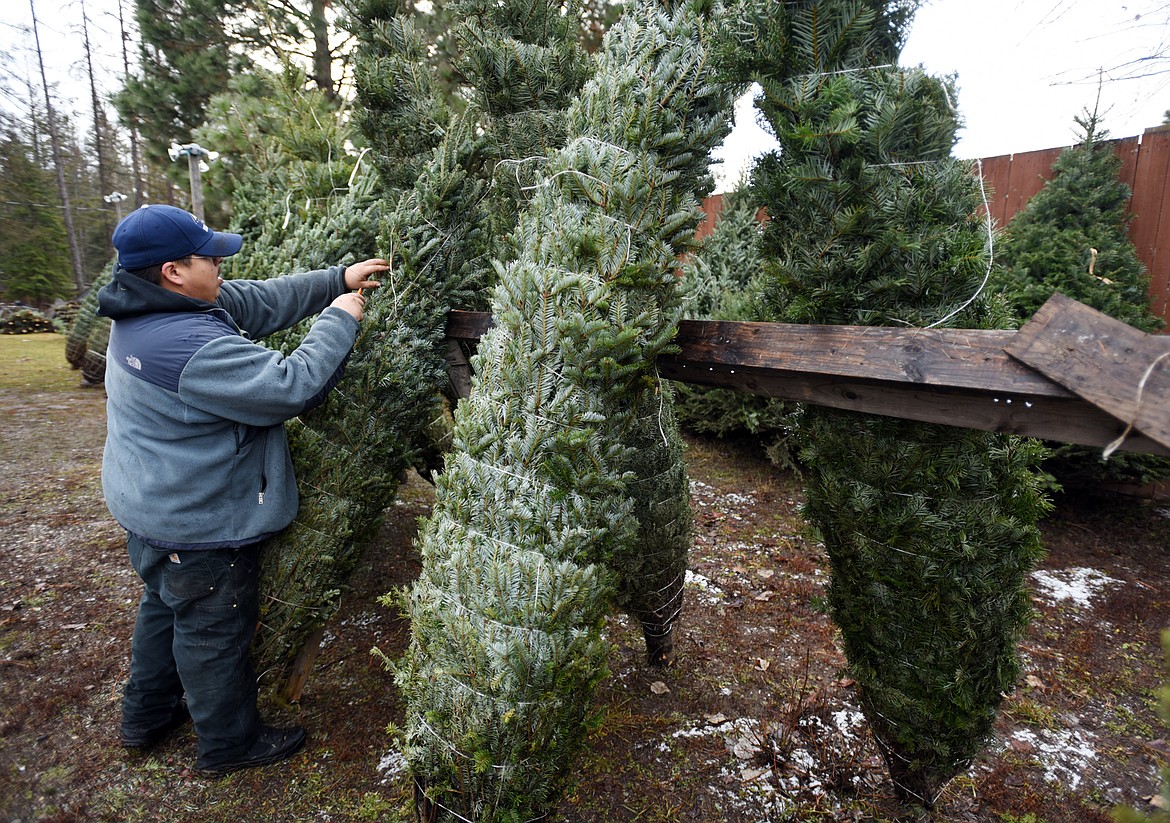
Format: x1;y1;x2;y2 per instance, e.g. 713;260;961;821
699;127;1170;327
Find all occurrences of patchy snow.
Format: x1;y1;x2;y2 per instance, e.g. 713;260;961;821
668;706;874;816
1030;567;1119;609
377;749;409;783
1003;727;1098;791
832;709;866;740
685;569;726;605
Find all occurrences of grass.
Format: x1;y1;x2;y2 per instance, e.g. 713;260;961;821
0;332;81;391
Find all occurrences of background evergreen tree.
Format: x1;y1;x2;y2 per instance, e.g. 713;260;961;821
720;0;1050;807
675;185;796;465
991;110;1170;489
113;0;252;222
394;1;734;817
0;120;74;305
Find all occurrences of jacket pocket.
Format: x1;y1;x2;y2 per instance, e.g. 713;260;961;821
233;423;258;454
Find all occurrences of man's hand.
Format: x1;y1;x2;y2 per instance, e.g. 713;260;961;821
344;258;389;292
331;292;367;322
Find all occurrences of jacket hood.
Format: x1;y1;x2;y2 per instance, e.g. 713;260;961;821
97;265;215;320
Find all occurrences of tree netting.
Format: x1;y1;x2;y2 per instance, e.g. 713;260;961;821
394;1;735;818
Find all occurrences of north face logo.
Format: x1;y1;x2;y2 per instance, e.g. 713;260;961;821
125;354;142;370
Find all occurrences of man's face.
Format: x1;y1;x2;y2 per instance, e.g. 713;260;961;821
171;254;224;303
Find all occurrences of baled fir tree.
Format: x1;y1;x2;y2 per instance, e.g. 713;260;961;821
992;109;1170;488
721;0;1050;807
63;262;114;386
448;0;593;251
371;0;696;664
210;67;404;680
393;1;734;817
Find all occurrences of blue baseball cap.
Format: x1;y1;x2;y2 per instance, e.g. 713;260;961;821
112;204;243;270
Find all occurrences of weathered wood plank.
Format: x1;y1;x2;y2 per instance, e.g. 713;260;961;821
444;310;1170;456
1005;292;1170;452
666;320;1060;395
653;359;1160;451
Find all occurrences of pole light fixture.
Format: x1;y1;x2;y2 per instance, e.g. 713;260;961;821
167;142;219;221
103;191;129;221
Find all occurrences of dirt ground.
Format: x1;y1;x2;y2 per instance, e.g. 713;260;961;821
2;332;1169;822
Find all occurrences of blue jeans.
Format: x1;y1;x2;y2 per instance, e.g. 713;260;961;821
122;534;262;764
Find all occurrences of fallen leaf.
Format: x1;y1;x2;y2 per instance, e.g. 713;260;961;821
1025;674;1047;691
729;737;759;760
755;658;770;672
705;713;727;725
650;681;670;695
754;591;773;601
757;569;775;579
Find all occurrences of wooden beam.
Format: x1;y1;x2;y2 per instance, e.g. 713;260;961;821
444;310;1169;456
1005;293;1170;453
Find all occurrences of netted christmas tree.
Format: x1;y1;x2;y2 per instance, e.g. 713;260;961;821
211;62;427;680
372;0;696;666
991;108;1170;489
393;1;734;817
720;0;1050;807
675;185;795;465
345;0;452;193
244;0;598;678
64;261;114;386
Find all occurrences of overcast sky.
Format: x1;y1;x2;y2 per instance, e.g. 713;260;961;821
712;0;1170;189
4;0;1169;193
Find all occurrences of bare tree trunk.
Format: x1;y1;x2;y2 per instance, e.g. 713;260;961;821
310;0;337;104
117;0;145;207
30;0;86;294
81;0;114;202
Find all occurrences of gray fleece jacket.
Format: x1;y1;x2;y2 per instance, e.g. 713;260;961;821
97;265;358;549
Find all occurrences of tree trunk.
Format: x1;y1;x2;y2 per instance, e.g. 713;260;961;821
81;0;114;201
30;0;86;294
117;0;145;207
310;0;337;105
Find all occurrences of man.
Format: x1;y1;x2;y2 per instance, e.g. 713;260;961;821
98;204;388;776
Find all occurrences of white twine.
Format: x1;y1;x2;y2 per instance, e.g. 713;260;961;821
1102;349;1170;459
346;146;371;189
924;157;995;329
652;363;670;447
520;168;608;194
794;63;896;80
460;454;557;494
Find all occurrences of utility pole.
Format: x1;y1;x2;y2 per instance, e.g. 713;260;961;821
168;142;217;221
